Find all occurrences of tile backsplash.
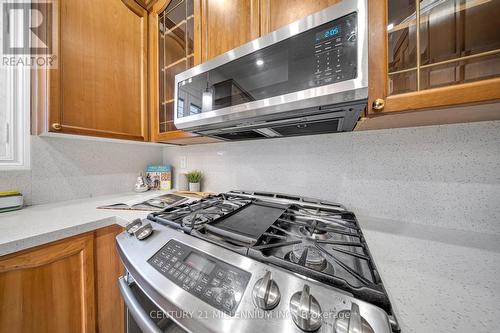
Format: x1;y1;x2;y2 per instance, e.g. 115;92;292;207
163;120;500;234
1;120;498;235
0;136;163;205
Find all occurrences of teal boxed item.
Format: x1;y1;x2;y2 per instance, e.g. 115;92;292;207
146;165;172;190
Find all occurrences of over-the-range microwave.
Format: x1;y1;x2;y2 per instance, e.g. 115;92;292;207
174;0;368;141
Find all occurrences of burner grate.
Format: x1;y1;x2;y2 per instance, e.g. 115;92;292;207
147;192;394;314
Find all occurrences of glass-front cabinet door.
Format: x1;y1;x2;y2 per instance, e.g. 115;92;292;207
150;0;219;143
158;0;194;133
368;0;500;114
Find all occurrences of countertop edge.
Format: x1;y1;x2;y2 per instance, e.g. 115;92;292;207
0;216;127;256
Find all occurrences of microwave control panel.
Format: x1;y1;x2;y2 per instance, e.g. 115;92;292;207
314;12;358;86
148;239;251;316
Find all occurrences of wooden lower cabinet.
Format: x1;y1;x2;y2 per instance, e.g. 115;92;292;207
0;225;124;333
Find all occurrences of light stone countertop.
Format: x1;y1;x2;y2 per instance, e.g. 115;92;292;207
357;215;500;333
0;191;179;256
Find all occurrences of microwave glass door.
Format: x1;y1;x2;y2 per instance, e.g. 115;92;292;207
176;12;358;120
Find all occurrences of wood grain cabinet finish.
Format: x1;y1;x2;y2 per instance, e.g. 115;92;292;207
367;0;500;115
199;0;260;62
0;225;124;333
148;0;222;144
149;0;326;144
134;0;160;10
47;0;149;141
260;0;341;34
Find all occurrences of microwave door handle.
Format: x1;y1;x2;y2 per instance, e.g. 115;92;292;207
118;276;163;333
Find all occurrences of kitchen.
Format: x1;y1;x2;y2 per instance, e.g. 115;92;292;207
0;0;499;332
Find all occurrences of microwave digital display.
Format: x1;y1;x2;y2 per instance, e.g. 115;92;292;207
316;26;340;41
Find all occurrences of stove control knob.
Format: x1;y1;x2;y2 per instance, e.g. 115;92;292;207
290;284;322;331
334;303;374;333
125;218;142;235
134;222;153;240
252;271;280;310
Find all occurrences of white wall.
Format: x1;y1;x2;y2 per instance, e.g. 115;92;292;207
0;136;163;205
163;120;500;234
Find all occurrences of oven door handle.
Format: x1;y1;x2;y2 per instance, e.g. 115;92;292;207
118;276;163;333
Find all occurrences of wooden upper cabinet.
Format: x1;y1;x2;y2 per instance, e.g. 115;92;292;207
134;0;160;10
48;0;149;141
260;0;341;34
200;0;260;62
148;0;221;144
368;0;500;115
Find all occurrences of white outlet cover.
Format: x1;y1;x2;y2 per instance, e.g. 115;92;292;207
180;156;187;169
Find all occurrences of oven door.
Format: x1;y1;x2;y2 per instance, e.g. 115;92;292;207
119;274;186;333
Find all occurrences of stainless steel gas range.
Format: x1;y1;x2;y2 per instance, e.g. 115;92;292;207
117;191;400;333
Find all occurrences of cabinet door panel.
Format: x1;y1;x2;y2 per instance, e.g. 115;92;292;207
50;0;148;141
368;0;500;115
0;235;95;333
260;0;340;34
95;225;125;333
202;0;259;61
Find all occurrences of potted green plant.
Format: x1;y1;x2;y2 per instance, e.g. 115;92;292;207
185;170;202;192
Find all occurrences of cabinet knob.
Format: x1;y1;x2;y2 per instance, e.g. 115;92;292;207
51;123;62;131
372;98;385;111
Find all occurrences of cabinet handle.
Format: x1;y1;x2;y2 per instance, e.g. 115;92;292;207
118;277;163;333
372;98;385;111
51;123;62;131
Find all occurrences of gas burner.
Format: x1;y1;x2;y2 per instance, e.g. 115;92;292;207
297;208;342;219
182;212;210;226
298;208;332;216
181;200;249;226
289;242;328;272
218;200;244;211
298;225;332;240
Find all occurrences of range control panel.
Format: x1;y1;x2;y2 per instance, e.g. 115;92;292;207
148;240;251;316
314;12;358;85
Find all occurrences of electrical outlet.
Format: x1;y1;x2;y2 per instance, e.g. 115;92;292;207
180;156;187;169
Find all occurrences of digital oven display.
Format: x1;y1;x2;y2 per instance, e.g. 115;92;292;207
316;26;340;41
184;252;216;274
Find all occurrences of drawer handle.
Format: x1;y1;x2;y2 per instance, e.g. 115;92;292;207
118;276;163;333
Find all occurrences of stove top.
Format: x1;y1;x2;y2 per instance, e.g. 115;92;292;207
148;191;395;317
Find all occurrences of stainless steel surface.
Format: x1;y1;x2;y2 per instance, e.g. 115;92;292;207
289;284;323;332
252;271;281;310
335;303;375;333
116;223;393;333
173;0;368;133
148;191;395;317
119;276;163;333
350;303;362;333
